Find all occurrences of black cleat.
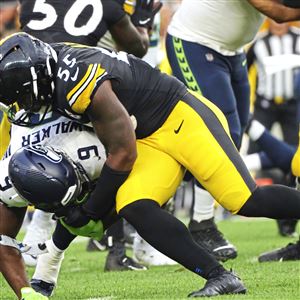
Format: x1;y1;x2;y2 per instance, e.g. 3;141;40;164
86;238;107;252
104;253;148;271
104;240;147;271
30;279;55;297
188;271;246;297
276;219;298;237
258;240;300;262
189;218;237;262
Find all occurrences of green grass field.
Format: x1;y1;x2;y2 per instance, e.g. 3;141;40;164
1;218;299;300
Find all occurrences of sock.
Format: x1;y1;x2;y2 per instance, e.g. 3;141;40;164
52;221;76;251
32;239;64;284
248;120;265;141
242;153;262;172
192;186;214;222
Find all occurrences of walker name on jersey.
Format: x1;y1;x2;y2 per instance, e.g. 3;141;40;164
4;120;91;158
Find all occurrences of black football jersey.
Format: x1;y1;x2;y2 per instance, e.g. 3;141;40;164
19;0;126;45
51;43;188;138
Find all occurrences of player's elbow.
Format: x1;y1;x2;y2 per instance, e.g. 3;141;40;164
111;145;137;171
126;40;149;58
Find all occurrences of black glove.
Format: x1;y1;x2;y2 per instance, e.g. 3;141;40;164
131;0;163;29
58;206;90;228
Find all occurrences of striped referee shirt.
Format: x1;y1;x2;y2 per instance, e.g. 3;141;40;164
247;27;300;103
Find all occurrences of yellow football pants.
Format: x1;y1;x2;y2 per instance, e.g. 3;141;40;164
116;91;256;214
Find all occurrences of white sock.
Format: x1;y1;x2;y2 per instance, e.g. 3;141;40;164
242;153;262;172
23;210;55;244
248;120;266;142
192;186;214;222
32;239;64;284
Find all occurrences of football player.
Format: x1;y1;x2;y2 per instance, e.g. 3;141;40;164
0;105;140;299
2;33;300;298
0;111;108;300
13;0;161;269
19;0;161;57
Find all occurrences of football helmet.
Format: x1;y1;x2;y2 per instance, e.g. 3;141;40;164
8;145;91;213
0;32;56;126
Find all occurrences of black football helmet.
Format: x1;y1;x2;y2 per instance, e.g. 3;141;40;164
8;145;91;213
0;32;56;126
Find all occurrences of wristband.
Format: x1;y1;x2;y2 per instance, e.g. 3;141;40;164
83;163;130;220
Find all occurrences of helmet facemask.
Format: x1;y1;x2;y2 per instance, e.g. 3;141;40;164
0;33;56;126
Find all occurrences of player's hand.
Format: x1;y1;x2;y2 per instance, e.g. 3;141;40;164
59;218;104;240
21;287;48;300
58;205;90;228
131;0;163;29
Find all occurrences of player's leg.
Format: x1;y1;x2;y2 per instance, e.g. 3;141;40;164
30;222;76;297
247;120;296;173
231;53;250;142
117;141;246;297
166;34;242;147
166;35;238;260
148;91;300;219
22;209;55;267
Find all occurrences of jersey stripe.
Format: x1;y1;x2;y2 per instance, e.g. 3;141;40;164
67;64;106;113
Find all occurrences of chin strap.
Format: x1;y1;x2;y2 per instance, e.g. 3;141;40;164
0;235;48;256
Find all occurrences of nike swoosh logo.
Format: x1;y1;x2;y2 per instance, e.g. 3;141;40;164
174;120;184;134
139;18;151;25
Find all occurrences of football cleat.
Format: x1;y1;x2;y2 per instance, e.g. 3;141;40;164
30;279;55;297
104;253;148;271
258;240;300;262
86;238;107;252
188;271;246;297
104;240;147;271
276;219;298;237
189;218;237;262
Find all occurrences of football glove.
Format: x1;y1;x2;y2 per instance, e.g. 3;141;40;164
59;206;104;241
131;0;162;29
21;287;48;300
60;218;103;240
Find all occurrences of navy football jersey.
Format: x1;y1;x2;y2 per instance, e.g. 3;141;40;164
19;0;126;45
51;43;188;138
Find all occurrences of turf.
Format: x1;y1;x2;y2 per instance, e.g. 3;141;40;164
1;218;299;300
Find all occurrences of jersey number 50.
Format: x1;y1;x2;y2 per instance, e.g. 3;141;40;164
26;0;103;36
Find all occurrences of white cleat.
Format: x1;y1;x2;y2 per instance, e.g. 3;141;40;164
133;234;177;266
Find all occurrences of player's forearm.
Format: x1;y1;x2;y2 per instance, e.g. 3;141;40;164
0;245;29;299
248;0;300;22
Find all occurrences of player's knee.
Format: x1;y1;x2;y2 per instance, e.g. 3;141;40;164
237;187;263;217
119;199;159;226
